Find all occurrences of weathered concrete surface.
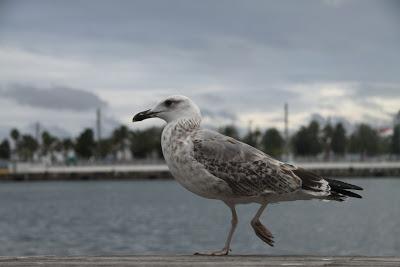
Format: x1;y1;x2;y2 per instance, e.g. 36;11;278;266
0;255;399;267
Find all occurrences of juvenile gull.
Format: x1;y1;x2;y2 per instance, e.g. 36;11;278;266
132;95;363;255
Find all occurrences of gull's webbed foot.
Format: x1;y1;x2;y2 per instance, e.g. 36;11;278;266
251;219;274;246
194;247;231;256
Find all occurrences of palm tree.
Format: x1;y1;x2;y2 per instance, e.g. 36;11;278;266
10;128;20;159
75;128;95;159
261;128;284;158
41;131;58;162
19;135;39;161
0;139;11;160
112;126;130;160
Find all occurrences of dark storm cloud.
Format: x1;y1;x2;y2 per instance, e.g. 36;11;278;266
0;85;107;111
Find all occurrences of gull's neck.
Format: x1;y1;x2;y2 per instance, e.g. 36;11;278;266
175;116;201;131
166;116;201;133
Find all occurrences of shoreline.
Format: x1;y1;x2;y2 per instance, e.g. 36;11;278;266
1;161;400;181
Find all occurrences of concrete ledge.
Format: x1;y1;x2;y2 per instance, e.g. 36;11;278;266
0;255;399;266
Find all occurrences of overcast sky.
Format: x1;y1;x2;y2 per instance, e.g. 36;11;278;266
0;0;399;138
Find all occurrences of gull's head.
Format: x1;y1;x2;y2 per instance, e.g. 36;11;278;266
132;95;201;123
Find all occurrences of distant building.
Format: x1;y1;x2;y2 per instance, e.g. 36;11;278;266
378;127;393;137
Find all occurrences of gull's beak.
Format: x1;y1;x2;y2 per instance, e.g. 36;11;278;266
132;109;158;122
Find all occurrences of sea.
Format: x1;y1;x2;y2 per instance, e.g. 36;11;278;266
0;178;398;256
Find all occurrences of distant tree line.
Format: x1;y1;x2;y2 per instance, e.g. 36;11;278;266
0;126;162;163
291;121;398;160
1;120;399;162
220;120;400;160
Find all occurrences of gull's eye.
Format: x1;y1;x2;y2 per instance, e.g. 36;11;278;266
164;99;173;107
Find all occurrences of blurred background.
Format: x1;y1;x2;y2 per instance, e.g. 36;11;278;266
0;0;399;256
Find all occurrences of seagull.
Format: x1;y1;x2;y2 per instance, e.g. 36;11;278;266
132;95;363;256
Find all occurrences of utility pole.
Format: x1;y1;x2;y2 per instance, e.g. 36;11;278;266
96;108;102;160
96;108;102;142
35;122;40;144
284;103;289;161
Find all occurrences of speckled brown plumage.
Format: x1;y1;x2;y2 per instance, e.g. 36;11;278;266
191;129;302;197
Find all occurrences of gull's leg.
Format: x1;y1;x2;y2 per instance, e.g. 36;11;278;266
251;202;274;246
194;203;238;256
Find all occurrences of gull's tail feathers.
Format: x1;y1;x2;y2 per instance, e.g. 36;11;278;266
326;178;363;201
291;167;363;201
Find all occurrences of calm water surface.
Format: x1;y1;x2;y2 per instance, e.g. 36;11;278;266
0;178;398;256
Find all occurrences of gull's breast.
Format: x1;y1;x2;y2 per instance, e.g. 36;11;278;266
161;122;233;200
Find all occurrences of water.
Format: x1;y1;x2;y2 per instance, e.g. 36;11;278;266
0;178;398;256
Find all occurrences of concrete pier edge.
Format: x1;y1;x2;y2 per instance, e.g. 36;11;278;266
0;255;399;266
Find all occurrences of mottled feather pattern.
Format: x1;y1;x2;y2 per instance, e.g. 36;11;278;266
162;118;235;199
282;165;330;194
162;117;361;202
191;129;302;197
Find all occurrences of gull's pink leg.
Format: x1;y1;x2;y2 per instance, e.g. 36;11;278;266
194;204;238;256
251;202;274;246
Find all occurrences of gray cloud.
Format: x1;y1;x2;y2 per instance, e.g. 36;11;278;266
1;0;400;85
0;85;106;111
25;122;71;138
310;113;355;133
356;83;400;98
0;0;399;134
201;108;237;121
193;87;299;114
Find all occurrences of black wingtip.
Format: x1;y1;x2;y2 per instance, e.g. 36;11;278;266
335;188;363;199
326;178;363;191
325;178;363;199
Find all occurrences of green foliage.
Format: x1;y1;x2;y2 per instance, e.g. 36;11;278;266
75;128;95;159
322;123;334;142
243;128;262;148
392;124;400;155
10;128;21;157
10;128;20;142
41;131;57;155
218;125;240;140
261;128;284;158
111;125;130;156
112;126;129;147
130;127;162;158
349;124;380;156
19;135;39;161
0;139;10;160
379;136;391;155
5;118;400;162
62;138;74;150
331;123;347;155
292;126;308;155
98;138;113;158
292;120;323;156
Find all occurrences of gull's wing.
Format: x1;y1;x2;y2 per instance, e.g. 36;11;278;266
191;129;303;197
